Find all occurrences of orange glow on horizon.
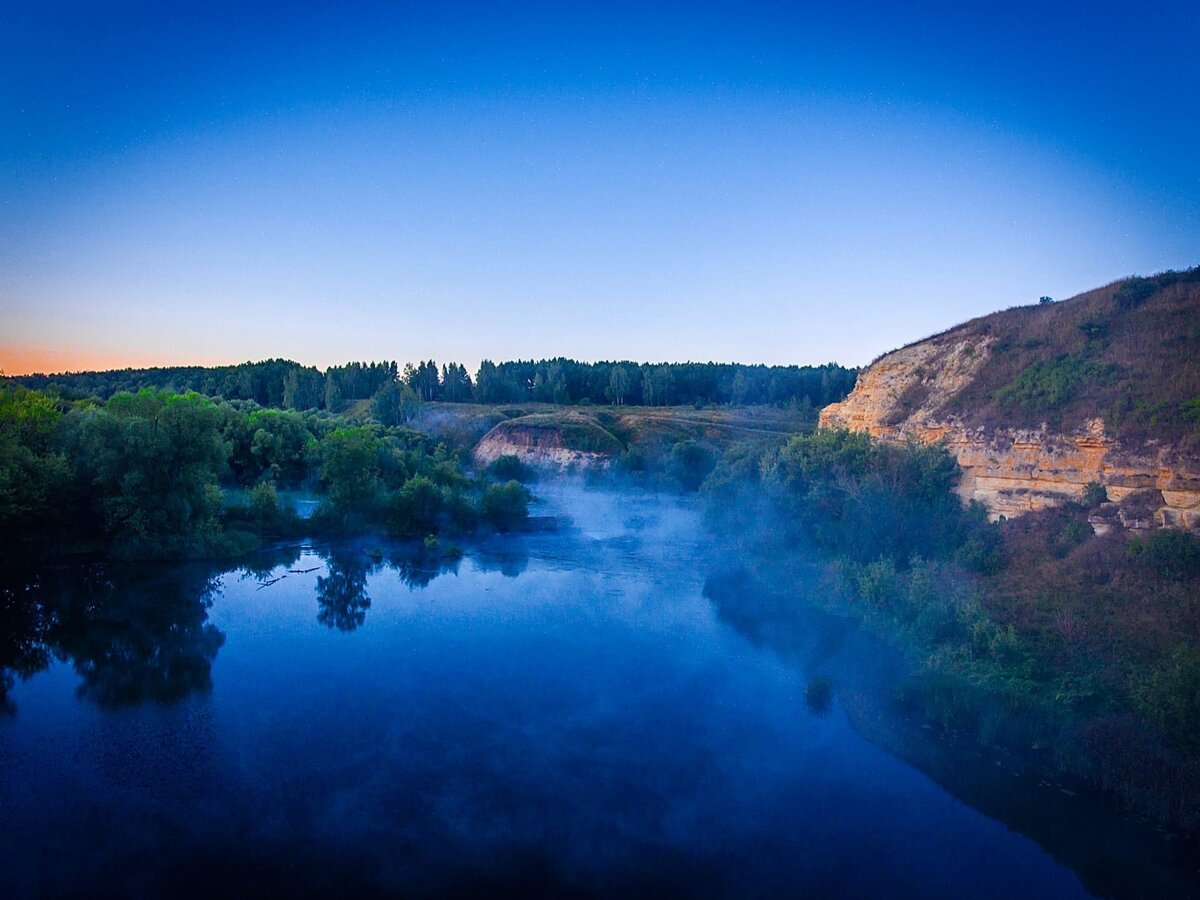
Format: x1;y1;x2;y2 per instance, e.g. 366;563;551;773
0;344;240;376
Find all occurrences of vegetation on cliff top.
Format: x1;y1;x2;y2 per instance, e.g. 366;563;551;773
906;266;1200;443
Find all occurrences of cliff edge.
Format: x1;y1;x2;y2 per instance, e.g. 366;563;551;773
820;269;1200;528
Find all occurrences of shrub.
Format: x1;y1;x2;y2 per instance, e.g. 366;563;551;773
1135;528;1200;580
480;481;531;532
1114;277;1157;310
1131;646;1200;752
993;354;1112;414
1083;482;1108;508
487;454;535;483
388;475;444;536
669;439;715;491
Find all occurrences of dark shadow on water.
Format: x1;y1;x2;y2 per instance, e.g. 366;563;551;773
474;542;530;578
0;562;226;711
805;677;834;715
702;563;1200;900
384;544;461;590
0;578;52;714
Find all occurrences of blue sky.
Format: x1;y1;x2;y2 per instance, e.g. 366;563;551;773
2;1;1197;373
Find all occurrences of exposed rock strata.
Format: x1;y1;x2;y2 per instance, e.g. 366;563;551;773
820;338;1200;528
473;418;615;472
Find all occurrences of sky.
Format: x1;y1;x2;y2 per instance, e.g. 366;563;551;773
1;0;1197;375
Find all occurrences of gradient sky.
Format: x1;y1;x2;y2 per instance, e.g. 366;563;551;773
2;1;1197;375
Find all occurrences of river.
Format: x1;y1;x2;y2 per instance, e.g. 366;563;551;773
0;483;1193;897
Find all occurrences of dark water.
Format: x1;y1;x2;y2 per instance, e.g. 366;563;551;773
0;485;1192;898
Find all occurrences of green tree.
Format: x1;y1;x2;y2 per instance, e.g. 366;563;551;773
731;370;751;406
318;427;385;514
440;363;474;402
323;377;343;412
480;481;531;531
607;365;631;405
69;390;229;558
371;381;419;427
388;475;444;536
669;439;716;491
0;388;71;551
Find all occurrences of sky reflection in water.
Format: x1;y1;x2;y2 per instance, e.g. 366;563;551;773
0;484;1097;898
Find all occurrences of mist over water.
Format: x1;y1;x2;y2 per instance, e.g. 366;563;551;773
0;482;1137;897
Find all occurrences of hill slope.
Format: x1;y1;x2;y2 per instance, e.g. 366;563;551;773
821;268;1200;526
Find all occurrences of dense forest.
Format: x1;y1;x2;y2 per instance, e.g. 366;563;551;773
5;358;857;413
701;430;1200;834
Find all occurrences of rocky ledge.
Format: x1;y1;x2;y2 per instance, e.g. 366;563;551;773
820;337;1200;529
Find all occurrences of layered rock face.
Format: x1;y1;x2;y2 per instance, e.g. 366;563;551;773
473;417;616;472
820;337;1200;528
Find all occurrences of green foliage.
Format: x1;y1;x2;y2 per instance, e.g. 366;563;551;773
318;427;385;514
618;446;646;473
757;430;989;566
668;439;715;491
224;408;315;486
0;388;71;550
4;355;860;411
487;454;535;483
68;390;230;558
1182;396;1200;427
606;365;632;404
1;384;532;562
480;481;531;532
1113;277;1157;310
1083;481;1108;508
371;381;419;427
1131;645;1200;751
1130;528;1200;580
403;360;442;402
993;354;1112;415
223;482;301;538
387;475;444;536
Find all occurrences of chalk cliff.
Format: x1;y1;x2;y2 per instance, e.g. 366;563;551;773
473;414;621;471
820;272;1200;529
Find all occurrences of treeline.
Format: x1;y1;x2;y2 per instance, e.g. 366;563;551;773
6;358;857;411
0;386;530;563
701;430;1200;833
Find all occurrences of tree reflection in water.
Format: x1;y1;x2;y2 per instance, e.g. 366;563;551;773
316;549;376;632
0;578;52;713
474;544;529;579
314;543;464;632
0;563;225;712
0;540;473;711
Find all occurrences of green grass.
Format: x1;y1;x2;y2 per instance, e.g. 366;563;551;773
923;266;1200;441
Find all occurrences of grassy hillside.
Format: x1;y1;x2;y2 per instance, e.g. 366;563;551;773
412;402;812;457
922;268;1200;444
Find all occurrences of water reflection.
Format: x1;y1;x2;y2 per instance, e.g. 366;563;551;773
0;541;473;709
0;581;52;713
2;487;1196;899
384;545;460;590
315;549;375;632
474;544;530;578
0;564;226;711
701;562;1200;900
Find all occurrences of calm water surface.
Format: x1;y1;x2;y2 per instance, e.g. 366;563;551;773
0;484;1190;897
